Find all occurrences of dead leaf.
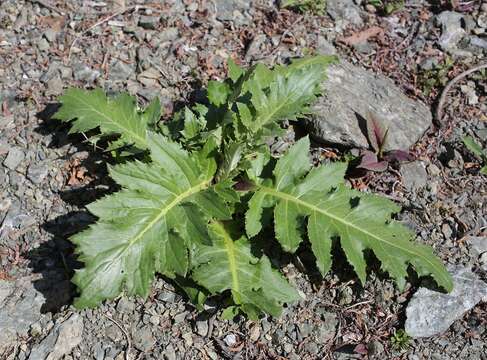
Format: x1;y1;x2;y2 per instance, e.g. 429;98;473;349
419;9;431;21
338;26;383;46
66;158;90;186
38;16;65;32
0;270;12;281
2;100;11;117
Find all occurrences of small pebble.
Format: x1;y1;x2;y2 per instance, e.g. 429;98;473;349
223;333;237;347
3;148;25;170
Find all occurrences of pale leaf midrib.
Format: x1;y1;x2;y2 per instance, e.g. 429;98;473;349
213;222;241;302
114;179;211;261
256;184;448;284
253;78;303;131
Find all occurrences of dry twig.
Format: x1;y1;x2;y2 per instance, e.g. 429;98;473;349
102;313;132;360
67;5;162;62
435;63;487;126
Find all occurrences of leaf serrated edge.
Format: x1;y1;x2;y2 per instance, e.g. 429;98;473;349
57;89;148;149
77;178;212;270
254;183;453;291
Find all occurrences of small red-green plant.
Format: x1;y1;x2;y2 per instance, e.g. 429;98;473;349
358;111;413;172
281;0;326;14
368;0;405;15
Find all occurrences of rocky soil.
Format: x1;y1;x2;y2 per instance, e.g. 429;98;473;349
1;0;486;359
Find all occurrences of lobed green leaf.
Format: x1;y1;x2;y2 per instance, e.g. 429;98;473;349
246;137;453;291
191;221;301;319
71;132;231;308
54;88;160;151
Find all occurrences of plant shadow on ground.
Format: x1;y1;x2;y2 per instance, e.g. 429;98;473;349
24;103;116;313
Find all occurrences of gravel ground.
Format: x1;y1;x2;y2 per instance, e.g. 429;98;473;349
0;1;486;359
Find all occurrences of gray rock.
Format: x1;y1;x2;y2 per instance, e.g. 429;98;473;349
477;13;487;28
470;36;487;50
0;278;45;354
27;163;49;184
297;322;313;338
138;15;160;30
304;341;319;354
326;0;363;26
465;236;487;257
283;343;294;354
105;323;122;342
29;314;83;360
40;62;62;83
224;333;237;347
157;289;176;303
316;36;337;56
401;161;428;190
246;34;267;59
353;41;374;54
441;223;453;240
0;198;11;216
73;63;100;83
109;60;135;82
156;27;179;43
214;0;249;21
480;253;487;271
195;319;208;337
436;11;467;52
318;312;338;342
46;77;64;96
137;45;151;61
43;29;57;42
92;342;104;360
173;311;187;324
148;314;160;326
28;313;83;360
163;345;176;360
460;83;479;105
37;38;50;51
116;297;136;313
0;139;9;156
405;266;487;338
427;164;441;177
368;340;384;358
133;326;155;352
419;57;439;71
307;60;432;150
3;147;25;170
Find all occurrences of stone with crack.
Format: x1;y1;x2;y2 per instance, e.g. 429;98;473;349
436;11;467;52
28;313;84;360
0;277;45;355
405;266;487;338
306;60;432;151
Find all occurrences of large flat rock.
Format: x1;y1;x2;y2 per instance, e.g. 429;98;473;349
0;277;45;355
405;266;487;338
28;313;84;360
306;60;432;150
